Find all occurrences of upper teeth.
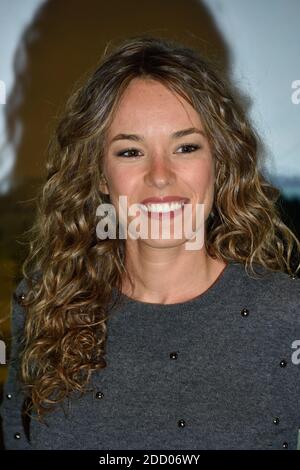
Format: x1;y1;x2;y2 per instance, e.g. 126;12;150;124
141;201;185;213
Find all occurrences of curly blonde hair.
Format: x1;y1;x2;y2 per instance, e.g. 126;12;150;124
17;34;300;421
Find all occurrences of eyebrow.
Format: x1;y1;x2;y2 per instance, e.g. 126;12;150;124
109;127;206;144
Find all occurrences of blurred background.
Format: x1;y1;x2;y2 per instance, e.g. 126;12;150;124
0;0;299;448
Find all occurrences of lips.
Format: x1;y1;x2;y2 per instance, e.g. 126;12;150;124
140;196;190;205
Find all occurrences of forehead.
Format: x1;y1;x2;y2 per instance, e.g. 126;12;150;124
107;78;203;134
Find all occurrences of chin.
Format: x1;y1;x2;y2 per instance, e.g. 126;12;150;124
138;237;188;248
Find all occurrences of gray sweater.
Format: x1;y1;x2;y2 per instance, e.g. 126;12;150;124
1;260;300;450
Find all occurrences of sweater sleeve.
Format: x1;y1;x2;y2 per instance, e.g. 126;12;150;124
0;277;33;449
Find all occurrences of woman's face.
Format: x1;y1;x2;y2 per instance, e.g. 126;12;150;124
101;77;215;248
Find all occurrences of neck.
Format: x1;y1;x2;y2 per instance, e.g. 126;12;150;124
121;241;226;304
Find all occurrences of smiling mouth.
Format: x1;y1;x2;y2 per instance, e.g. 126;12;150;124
140;200;188;214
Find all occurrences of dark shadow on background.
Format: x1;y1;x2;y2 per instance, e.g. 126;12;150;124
0;0;299;449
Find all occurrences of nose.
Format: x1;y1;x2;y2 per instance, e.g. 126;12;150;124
144;154;176;189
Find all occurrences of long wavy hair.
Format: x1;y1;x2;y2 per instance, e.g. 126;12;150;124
18;34;300;421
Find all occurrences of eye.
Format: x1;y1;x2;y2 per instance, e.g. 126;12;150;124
115;148;142;158
176;144;201;153
115;143;202;158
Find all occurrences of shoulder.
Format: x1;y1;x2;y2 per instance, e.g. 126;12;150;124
11;270;41;335
241;263;300;299
233;261;300;326
11;278;30;336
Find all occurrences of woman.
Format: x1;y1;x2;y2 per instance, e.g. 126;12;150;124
1;35;300;451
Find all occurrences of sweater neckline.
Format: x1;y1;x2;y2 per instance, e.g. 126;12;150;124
111;260;243;314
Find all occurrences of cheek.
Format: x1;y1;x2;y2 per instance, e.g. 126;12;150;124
185;160;215;195
107;165;136;197
106;168;142;219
